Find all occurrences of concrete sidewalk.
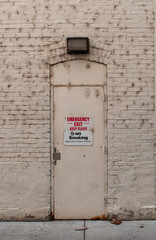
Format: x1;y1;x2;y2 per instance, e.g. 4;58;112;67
0;221;155;240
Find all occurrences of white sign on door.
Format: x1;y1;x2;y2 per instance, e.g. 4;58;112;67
64;117;93;145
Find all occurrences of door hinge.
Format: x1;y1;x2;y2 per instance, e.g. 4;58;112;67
53;147;61;165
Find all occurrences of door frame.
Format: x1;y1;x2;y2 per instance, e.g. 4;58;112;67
50;60;108;220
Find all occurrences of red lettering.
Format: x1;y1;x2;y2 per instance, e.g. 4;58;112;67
67;117;74;121
67;117;90;122
70;127;77;130
78;127;87;130
74;122;83;126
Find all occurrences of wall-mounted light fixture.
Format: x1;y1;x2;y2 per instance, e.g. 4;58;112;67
67;37;89;54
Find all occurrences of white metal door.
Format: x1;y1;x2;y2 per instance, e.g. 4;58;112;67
53;86;106;219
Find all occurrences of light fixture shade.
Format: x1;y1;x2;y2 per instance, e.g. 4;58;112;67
67;37;89;54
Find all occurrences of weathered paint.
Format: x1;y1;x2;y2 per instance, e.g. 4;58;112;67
51;60;107;220
52;60;106;86
0;0;155;220
53;85;106;219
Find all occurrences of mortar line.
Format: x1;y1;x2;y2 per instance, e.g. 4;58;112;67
84;220;86;240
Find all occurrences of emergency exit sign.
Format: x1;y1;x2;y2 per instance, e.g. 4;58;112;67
64;117;93;145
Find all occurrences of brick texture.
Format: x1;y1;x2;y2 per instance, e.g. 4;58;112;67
0;0;155;220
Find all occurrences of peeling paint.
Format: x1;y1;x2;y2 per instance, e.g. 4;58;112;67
95;89;100;97
85;88;90;97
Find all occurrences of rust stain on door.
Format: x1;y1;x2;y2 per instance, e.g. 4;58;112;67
91;214;107;220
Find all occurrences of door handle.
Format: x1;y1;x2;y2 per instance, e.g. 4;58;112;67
53;147;61;165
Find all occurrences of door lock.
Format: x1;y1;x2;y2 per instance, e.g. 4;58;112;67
53;147;61;165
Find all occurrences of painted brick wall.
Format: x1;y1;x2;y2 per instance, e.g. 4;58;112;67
0;0;155;220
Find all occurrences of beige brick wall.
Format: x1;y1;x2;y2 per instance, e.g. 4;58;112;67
0;0;155;220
